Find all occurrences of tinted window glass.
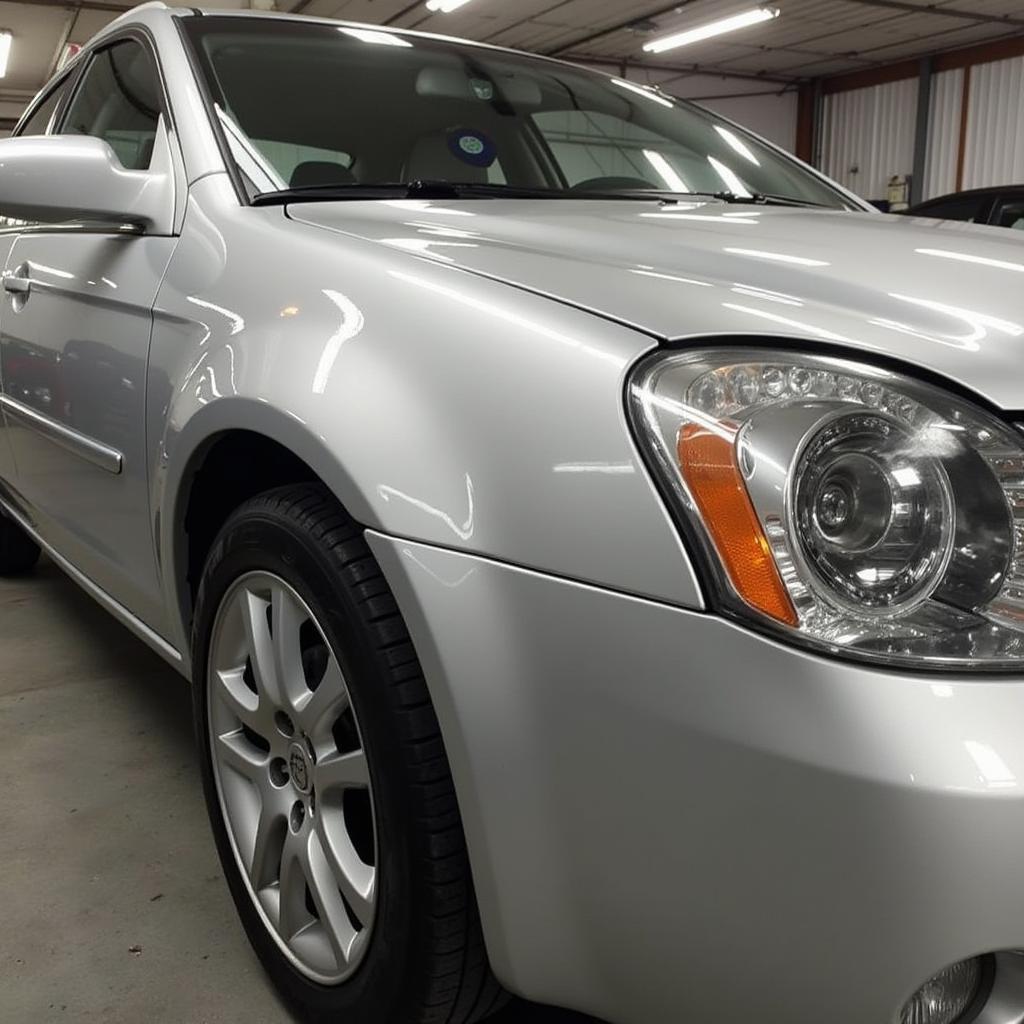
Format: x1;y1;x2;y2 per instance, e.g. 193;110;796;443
993;199;1024;231
60;40;161;170
18;80;69;137
184;17;849;208
913;195;986;222
255;139;352;183
533;110;677;187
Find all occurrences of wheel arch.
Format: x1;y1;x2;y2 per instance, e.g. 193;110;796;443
160;403;521;1002
158;397;380;660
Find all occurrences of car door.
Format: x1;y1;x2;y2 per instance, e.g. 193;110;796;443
0;37;178;635
0;74;76;505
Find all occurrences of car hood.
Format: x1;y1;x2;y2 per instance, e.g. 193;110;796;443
290;199;1024;410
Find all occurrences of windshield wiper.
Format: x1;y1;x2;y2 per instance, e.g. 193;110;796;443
679;190;831;208
581;188;831;208
252;180;693;206
253;181;834;209
253;180;579;205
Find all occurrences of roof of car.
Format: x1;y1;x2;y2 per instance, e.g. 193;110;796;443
187;5;577;64
96;2;664;100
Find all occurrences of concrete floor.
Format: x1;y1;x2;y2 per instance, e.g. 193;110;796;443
0;559;598;1024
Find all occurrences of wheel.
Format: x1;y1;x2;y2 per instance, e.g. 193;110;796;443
0;511;40;575
192;483;508;1024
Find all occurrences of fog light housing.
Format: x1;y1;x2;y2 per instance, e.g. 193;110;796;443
900;958;983;1024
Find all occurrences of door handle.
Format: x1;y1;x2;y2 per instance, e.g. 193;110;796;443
2;274;30;296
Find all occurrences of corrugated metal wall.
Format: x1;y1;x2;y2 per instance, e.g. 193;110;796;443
923;68;963;200
822;53;1024;204
821;78;919;201
962;56;1024;191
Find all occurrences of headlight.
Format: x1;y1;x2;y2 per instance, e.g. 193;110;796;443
630;348;1024;669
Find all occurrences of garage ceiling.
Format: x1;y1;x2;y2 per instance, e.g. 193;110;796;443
1;0;1023;108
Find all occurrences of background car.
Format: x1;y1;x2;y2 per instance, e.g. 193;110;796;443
904;185;1024;230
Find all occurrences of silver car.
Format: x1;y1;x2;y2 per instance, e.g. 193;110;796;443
1;5;1024;1024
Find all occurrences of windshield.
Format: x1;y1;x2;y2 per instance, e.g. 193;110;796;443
183;16;852;209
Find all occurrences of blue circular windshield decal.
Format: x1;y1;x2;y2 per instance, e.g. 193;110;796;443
448;129;497;168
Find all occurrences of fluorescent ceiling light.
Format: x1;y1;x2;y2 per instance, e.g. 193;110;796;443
425;0;475;12
0;32;12;78
644;6;779;54
644;150;690;193
611;77;674;109
339;27;413;46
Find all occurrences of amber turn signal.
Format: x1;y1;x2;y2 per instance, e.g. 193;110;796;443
677;422;798;627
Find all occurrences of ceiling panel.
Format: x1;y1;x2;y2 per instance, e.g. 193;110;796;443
0;0;1021;114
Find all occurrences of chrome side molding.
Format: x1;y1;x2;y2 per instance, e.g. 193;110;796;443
0;393;123;474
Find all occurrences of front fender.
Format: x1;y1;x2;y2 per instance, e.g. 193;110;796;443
149;174;704;660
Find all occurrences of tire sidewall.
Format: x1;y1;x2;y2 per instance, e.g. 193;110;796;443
192;506;418;1024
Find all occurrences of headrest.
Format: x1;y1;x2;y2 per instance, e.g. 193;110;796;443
403;132;488;184
290;160;356;188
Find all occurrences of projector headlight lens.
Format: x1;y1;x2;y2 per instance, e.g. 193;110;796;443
793;411;955;613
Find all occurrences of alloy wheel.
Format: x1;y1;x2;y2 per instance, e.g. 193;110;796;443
207;571;377;985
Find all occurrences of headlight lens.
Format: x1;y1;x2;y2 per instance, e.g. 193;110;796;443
631;348;1024;669
793;412;955;613
900;958;984;1024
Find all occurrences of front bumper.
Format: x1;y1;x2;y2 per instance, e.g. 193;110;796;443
369;532;1024;1024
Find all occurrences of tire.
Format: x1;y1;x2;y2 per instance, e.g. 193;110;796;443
192;483;508;1024
0;512;40;576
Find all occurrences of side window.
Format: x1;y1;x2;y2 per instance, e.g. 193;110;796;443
59;40;161;170
913;196;986;222
17;79;71;137
993;199;1024;231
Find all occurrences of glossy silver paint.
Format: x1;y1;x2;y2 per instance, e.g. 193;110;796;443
0;5;1022;1024
1;226;177;631
370;534;1024;1024
148;173;702;654
291;199;1024;410
0;393;123;474
0;132;176;230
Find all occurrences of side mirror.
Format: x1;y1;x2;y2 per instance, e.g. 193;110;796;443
0;131;172;230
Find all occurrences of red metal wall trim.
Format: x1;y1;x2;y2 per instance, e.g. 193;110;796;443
954;65;972;191
795;83;816;163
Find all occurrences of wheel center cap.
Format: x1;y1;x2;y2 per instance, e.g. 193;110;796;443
288;744;312;795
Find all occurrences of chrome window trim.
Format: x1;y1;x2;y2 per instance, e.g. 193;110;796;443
0;393;124;475
0;496;183;668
